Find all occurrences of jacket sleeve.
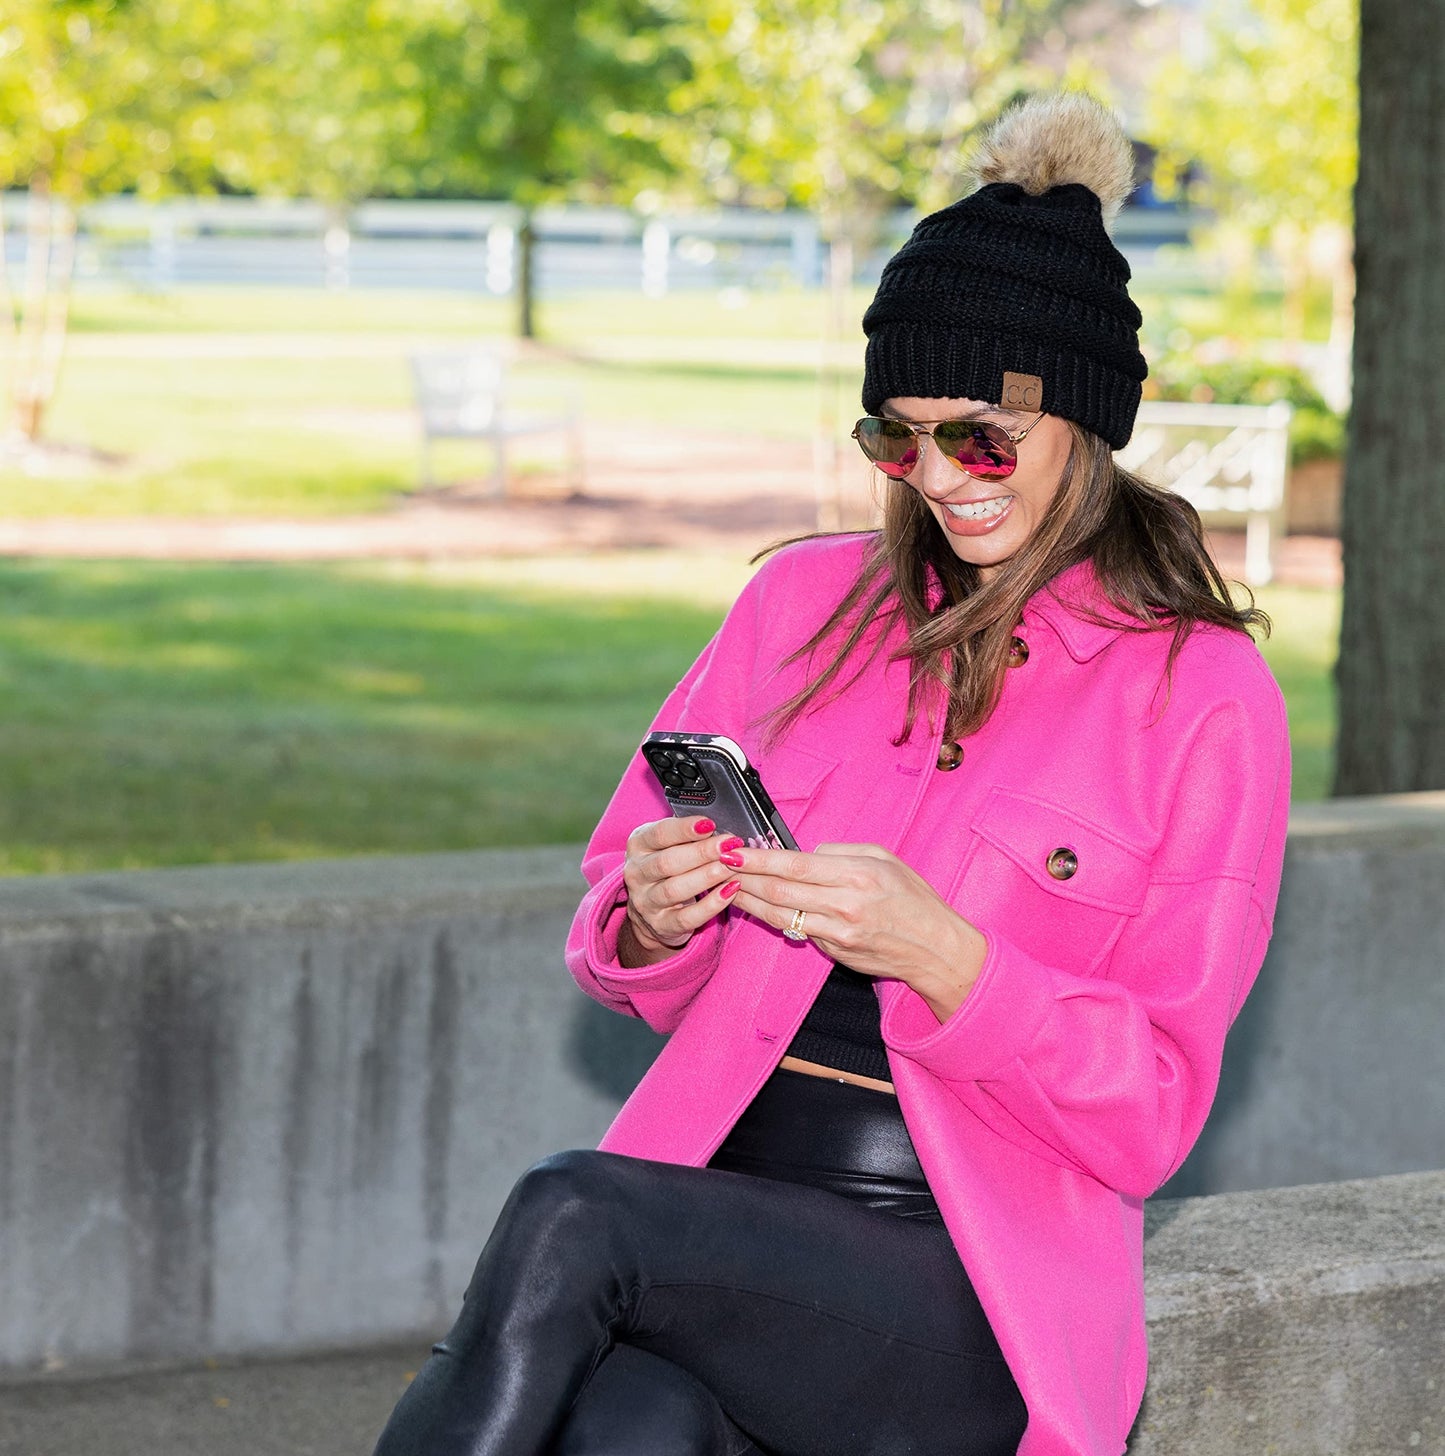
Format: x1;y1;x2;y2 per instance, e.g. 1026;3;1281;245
880;680;1292;1200
563;559;774;1036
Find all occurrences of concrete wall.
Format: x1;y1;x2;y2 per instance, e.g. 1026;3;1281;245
0;793;1442;1369
1128;1168;1444;1454
1160;790;1445;1197
0;849;663;1370
1;1171;1437;1456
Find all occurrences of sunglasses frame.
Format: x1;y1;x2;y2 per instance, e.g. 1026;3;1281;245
851;411;1046;479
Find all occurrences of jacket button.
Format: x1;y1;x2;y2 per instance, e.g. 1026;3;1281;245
936;741;964;771
1046;847;1078;880
1008;635;1029;666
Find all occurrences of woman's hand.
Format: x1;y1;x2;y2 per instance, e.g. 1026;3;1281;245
728;843;989;1023
618;815;744;968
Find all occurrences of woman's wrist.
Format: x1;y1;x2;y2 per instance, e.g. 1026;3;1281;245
617;906;691;968
905;919;989;1025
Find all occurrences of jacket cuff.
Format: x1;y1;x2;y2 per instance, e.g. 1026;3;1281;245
582;863;726;993
880;927;1055;1081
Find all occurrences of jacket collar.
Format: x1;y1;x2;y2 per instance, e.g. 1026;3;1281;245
1022;558;1140;663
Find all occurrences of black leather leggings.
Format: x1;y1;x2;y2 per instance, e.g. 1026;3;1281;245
370;1068;1027;1456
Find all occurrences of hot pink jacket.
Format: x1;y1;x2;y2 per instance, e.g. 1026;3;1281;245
565;535;1291;1456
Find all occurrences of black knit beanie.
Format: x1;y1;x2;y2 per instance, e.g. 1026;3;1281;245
861;93;1148;450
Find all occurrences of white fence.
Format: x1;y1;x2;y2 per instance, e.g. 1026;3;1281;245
9;194;827;294
2;192;1193;296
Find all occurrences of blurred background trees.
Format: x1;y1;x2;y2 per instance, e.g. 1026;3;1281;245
397;0;687;338
4;0;1437;855
0;0;1161;398
0;0;211;440
1146;0;1357;364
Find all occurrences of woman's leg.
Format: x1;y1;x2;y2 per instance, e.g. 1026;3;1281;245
370;1148;1025;1456
550;1345;764;1456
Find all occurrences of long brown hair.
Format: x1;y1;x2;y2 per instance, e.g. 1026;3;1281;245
755;423;1270;747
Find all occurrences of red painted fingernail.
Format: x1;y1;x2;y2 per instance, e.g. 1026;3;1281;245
718;837;744;855
694;819;715;835
720;852;744;869
720;880;740;899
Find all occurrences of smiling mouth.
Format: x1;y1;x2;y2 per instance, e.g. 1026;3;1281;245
944;497;1009;520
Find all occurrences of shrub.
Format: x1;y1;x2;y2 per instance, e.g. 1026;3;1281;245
1142;353;1344;465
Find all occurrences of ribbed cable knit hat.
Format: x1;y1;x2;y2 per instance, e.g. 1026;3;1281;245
861;93;1148;450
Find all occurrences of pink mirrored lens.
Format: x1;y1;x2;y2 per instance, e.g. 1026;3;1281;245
856;418;1017;479
875;447;917;477
855;419;918;476
937;422;1016;478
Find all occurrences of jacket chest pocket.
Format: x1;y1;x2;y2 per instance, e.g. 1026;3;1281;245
754;740;847;846
945;787;1152;974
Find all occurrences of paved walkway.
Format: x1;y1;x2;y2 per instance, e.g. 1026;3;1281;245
0;421;1341;586
0;1343;420;1456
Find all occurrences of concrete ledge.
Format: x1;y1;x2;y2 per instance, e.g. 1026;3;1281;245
1130;1169;1445;1452
0;1342;419;1456
1158;791;1445;1197
1;1170;1438;1456
1;794;1443;1370
0;846;665;1369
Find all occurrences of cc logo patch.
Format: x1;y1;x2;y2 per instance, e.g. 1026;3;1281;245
1001;371;1043;410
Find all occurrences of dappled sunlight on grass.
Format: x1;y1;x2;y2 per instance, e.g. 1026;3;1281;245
0;556;1337;875
0;557;731;873
346;551;758;609
1250;584;1339;801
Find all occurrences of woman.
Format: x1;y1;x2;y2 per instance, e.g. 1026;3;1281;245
372;92;1291;1456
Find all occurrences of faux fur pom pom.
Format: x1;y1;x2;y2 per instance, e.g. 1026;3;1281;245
970;93;1136;231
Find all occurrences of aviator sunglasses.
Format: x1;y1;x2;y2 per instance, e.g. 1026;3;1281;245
852;411;1045;481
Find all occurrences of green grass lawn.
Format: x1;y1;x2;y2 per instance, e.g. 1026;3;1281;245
0;553;751;874
10;280;1335;519
1251;583;1338;803
65;285;853;339
0;286;1339;873
21;287;852;517
0;555;1334;876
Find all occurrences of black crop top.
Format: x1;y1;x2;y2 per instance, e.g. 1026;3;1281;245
782;961;891;1083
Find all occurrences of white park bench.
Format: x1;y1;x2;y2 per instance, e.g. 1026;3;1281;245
409;348;584;497
1118;400;1293;585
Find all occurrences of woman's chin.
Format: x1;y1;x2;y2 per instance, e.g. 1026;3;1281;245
936;521;1024;576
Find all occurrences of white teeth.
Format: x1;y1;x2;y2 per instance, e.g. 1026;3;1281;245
945;497;1008;520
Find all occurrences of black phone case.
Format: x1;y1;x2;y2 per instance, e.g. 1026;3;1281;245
643;735;798;851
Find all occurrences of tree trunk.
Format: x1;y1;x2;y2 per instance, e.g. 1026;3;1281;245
1332;0;1445;795
0;194;16;424
812;233;851;533
3;180;76;444
516;209;536;340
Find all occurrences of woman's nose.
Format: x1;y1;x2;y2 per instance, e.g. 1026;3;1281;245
909;434;958;498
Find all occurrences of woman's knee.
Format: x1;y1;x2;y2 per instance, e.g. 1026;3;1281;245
553;1344;761;1456
502;1149;637;1231
474;1150;642;1285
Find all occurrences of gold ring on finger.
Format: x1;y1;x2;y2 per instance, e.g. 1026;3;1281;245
783;909;809;942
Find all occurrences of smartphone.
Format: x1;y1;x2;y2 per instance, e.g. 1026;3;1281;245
642;732;799;851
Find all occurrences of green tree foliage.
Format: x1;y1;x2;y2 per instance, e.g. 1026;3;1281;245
659;0;1129;526
662;0;1122;235
396;0;686;336
0;0;204;438
166;0;430;207
1147;0;1356;236
0;0;1154;384
1144;0;1358;342
0;0;177;201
